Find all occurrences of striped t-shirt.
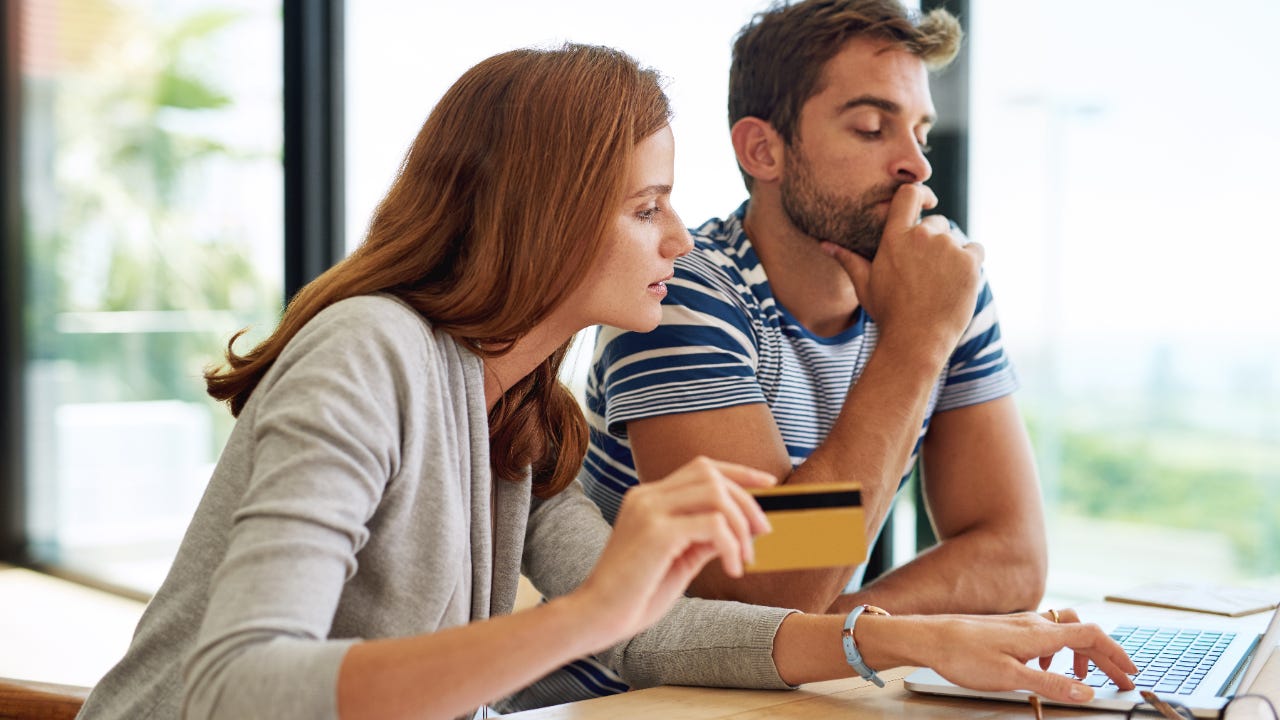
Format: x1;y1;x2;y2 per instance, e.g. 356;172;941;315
580;202;1019;524
502;204;1020;712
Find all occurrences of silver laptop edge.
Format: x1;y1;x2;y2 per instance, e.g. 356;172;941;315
1236;605;1280;692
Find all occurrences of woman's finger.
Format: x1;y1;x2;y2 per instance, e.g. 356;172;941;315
1056;608;1082;624
721;475;771;537
666;541;719;589
1035;610;1064;672
645;472;756;569
1081;650;1136;691
1073;649;1089;680
639;511;731;580
694;513;745;578
1012;663;1094;704
1058;623;1138;689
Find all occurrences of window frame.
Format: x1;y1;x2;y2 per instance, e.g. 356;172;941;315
0;0;346;573
1;0;24;563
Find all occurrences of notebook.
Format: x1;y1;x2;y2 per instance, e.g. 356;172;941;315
904;603;1280;718
1105;582;1279;618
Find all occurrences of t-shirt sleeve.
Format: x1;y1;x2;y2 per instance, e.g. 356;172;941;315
591;253;767;438
935;274;1020;412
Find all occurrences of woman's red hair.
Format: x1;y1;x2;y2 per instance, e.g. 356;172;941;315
205;44;671;497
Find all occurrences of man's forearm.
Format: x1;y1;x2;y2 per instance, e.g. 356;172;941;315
708;332;951;611
826;524;1047;616
687;560;856;614
787;329;952;535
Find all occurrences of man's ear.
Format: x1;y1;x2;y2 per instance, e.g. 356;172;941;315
731;117;785;185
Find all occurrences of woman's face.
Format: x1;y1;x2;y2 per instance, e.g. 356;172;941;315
574;125;693;332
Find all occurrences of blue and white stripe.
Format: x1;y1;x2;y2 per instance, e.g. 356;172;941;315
581;202;1018;525
517;202;1018;710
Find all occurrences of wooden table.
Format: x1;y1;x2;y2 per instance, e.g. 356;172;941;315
504;604;1280;720
504;666;1136;719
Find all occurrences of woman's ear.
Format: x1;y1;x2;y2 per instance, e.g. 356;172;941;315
730;117;784;187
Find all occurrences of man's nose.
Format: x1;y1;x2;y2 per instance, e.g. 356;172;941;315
893;140;932;184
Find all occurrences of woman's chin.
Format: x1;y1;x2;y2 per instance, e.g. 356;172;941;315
605;312;661;334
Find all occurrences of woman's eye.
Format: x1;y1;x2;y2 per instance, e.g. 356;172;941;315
855;129;882;139
636;207;661;222
918;140;933;154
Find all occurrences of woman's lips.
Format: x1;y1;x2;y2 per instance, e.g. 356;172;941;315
647;273;673;295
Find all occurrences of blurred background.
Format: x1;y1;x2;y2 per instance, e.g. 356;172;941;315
1;0;1276;676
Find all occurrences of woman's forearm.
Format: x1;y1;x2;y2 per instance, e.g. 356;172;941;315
773;612;940;686
772;611;1138;703
337;593;611;720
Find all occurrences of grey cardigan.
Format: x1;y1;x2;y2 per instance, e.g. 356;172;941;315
77;295;794;720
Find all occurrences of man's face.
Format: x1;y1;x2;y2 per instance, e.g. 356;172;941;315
779;38;937;259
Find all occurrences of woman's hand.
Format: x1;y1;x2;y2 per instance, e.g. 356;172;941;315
571;456;776;650
897;610;1138;704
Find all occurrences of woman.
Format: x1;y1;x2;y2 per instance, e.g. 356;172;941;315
77;44;1135;720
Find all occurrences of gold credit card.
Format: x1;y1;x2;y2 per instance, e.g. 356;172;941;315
746;482;866;573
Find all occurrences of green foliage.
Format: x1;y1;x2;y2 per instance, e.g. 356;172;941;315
23;3;280;424
1028;416;1280;575
155;71;232;111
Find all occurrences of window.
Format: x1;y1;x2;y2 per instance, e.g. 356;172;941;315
345;1;781;254
20;0;1263;600
345;0;788;401
17;0;283;594
970;0;1280;598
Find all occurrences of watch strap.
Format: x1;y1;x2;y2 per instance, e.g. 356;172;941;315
841;604;890;688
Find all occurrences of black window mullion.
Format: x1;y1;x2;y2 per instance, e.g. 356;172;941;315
1;0;26;564
283;0;345;302
923;0;971;232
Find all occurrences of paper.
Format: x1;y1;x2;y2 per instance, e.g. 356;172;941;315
1243;647;1280;707
1104;582;1280;617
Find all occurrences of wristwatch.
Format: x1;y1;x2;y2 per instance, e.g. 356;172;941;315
842;604;891;687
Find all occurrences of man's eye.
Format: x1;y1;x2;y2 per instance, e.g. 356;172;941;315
855;129;882;139
918;141;933;154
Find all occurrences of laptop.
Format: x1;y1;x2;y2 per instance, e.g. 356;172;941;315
904;603;1280;718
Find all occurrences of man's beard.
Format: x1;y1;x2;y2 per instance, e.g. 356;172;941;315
780;148;900;260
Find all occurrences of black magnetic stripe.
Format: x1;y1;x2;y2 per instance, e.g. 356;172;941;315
755;490;862;512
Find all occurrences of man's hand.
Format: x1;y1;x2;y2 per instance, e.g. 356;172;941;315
821;183;984;354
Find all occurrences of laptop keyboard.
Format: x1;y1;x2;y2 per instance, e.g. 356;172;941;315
1069;625;1236;695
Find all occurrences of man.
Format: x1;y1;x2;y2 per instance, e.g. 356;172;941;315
583;0;1045;616
501;0;1048;709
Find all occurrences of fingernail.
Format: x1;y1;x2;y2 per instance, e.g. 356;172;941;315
1068;685;1091;701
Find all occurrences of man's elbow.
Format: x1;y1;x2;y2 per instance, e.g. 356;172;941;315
1004;541;1048;611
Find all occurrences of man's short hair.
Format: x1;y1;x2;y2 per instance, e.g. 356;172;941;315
729;0;962;188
